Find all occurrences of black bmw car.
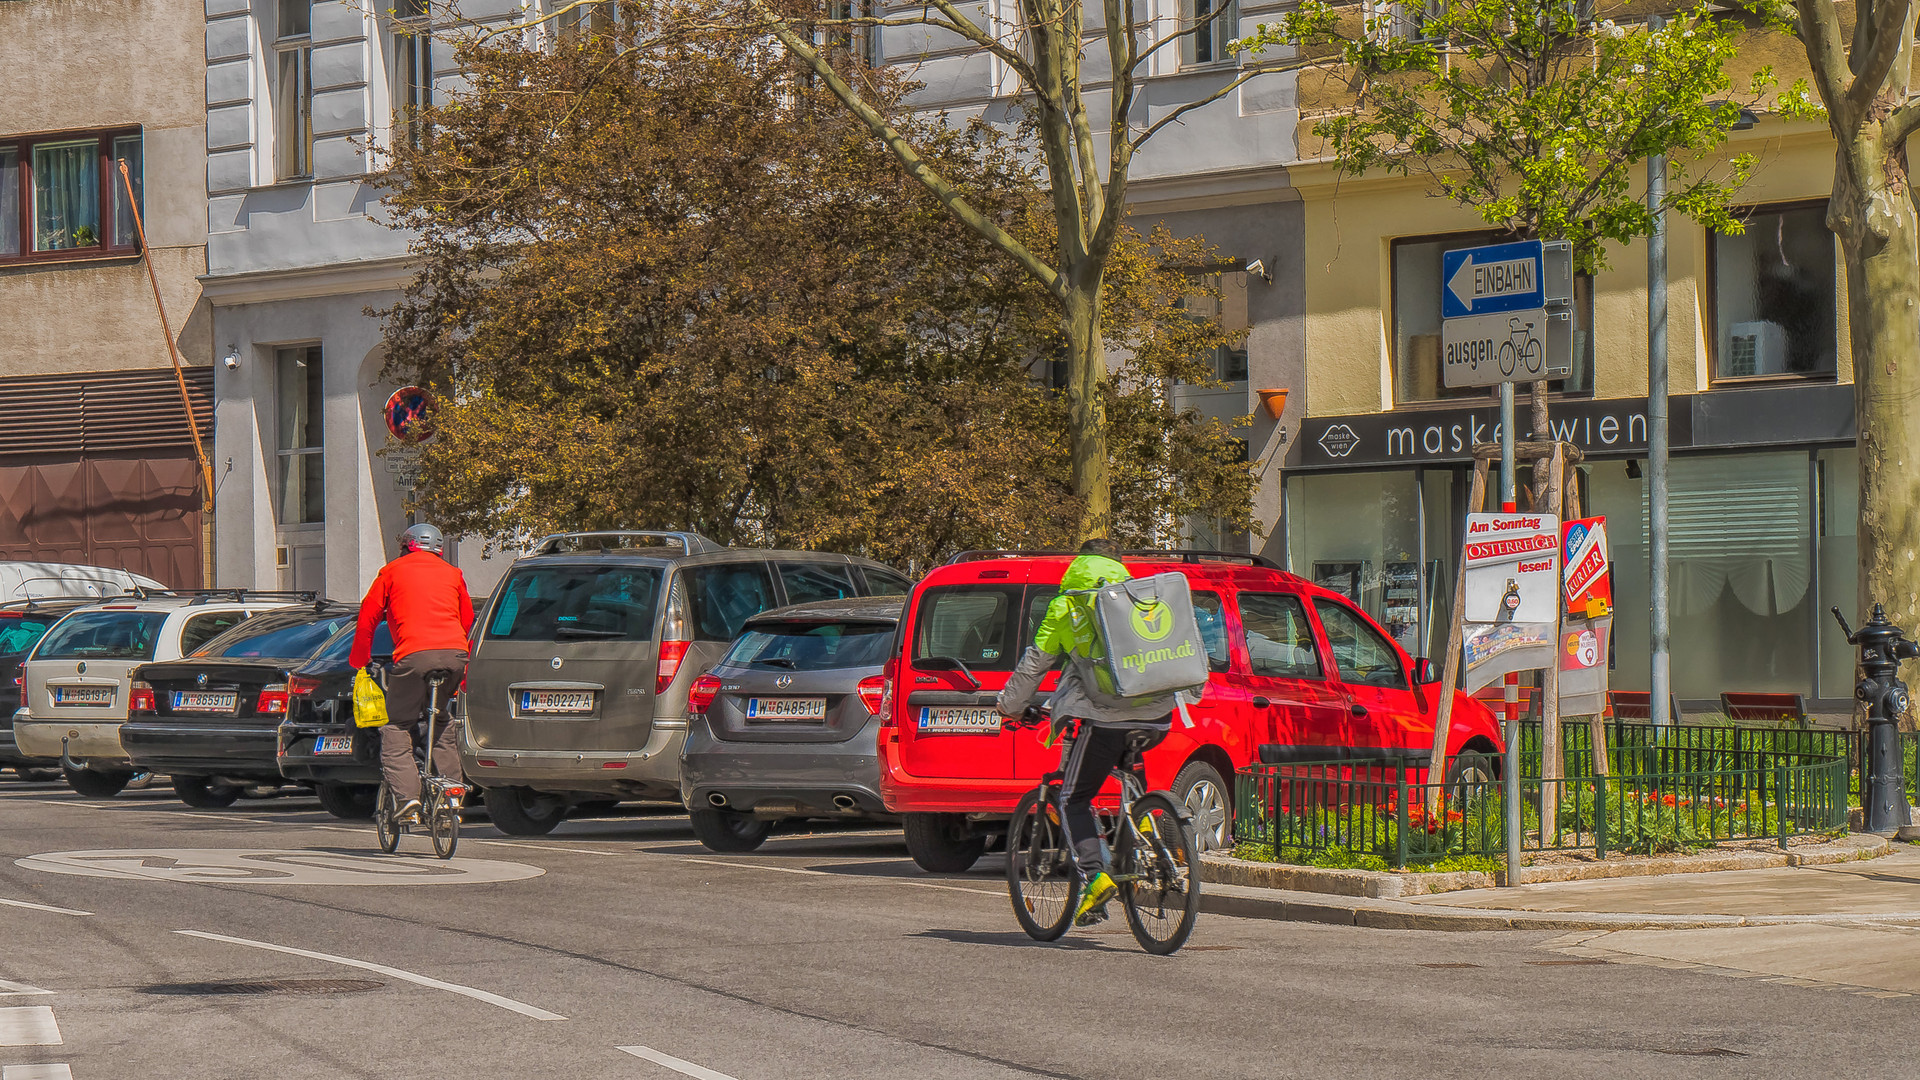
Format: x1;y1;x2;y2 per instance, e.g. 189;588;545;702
122;603;356;809
275;621;395;819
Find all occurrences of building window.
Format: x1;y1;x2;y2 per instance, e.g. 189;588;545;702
1179;271;1250;382
1710;202;1837;381
1184;0;1238;66
275;0;314;181
1367;0;1443;42
1390;232;1593;404
824;0;882;68
0;130;142;264
392;0;433;149
276;345;325;525
556;0;614;39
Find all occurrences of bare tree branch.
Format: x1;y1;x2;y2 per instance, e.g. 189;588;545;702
1128;60;1316;150
1796;0;1858;130
1846;0;1912;122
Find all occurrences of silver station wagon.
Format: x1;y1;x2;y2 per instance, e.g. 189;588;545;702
460;531;911;835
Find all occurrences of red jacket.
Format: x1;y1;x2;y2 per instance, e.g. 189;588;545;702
350;550;475;668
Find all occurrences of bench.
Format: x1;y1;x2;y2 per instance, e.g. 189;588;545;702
1605;690;1685;723
1719;691;1808;724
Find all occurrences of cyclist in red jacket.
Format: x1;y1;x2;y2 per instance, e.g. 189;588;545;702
351;523;474;822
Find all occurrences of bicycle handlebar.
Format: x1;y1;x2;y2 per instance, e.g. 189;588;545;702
1000;706;1059;732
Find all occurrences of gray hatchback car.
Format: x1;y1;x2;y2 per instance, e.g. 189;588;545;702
680;596;903;852
461;531;911;835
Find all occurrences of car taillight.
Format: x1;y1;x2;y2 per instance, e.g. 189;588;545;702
657;639;690;694
256;684;290;715
875;661;896;728
287;675;322;698
128;680;156;715
857;674;886;716
687;673;722;714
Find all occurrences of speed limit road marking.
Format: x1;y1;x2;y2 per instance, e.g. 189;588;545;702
16;849;544;886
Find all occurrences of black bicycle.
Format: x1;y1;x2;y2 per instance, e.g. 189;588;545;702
373;668;464;860
1003;708;1201;955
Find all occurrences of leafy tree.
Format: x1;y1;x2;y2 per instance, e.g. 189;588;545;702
376;7;1251;569
736;0;1329;539
1288;0;1770;503
1771;0;1920;642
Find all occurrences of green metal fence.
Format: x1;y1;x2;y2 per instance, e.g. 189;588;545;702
1233;747;1850;869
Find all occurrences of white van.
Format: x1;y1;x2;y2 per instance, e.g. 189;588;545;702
0;562;166;603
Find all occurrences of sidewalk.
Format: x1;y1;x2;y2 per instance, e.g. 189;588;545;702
1199;842;1920;931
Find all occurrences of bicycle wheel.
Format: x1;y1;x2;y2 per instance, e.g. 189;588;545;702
430;802;459;860
1006;787;1078;941
1118;792;1200;955
375;783;402;855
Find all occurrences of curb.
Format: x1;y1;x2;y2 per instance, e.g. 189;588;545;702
1197;881;1920;932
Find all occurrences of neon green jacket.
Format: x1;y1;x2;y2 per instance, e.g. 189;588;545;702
996;553;1179;727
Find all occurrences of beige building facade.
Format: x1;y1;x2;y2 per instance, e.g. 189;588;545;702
0;0;214;587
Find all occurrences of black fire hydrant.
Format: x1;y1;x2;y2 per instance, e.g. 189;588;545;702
1834;604;1917;833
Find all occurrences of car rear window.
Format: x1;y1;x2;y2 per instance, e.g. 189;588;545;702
0;615;62;656
314;622;393;663
724;620;896;671
197;614;356;660
34;611;170;661
911;585;1028;671
487;566;663;642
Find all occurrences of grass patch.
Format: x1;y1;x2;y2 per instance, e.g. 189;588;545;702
1229;842;1501;875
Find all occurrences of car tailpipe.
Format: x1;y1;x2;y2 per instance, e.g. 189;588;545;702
832;794;859;812
707;792;729;808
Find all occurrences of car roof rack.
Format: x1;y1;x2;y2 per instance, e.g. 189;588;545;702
126;587;323;605
529;531;726;557
945;548;1281;570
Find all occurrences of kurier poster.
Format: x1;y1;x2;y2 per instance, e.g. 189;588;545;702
1562;517;1613;618
1461;512;1560;693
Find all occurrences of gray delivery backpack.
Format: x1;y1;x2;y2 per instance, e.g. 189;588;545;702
1084;572;1210;700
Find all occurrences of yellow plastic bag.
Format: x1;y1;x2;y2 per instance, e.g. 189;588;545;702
353;669;389;729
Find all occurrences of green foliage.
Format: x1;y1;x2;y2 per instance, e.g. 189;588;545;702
1297;0;1778;271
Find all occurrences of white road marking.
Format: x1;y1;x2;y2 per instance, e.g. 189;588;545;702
173;930;567;1021
468;839;625;857
20;849;543;887
0;897;91;917
3;1065;74;1079
0;980;53;997
617;1045;742;1080
674;857;1000;897
0;1006;60;1046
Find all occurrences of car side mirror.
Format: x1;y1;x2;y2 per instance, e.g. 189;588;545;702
1412;657;1442;685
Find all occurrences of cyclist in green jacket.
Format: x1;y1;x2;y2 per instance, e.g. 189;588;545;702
998;538;1179;926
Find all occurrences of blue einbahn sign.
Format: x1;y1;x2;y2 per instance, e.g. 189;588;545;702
1441;239;1545;319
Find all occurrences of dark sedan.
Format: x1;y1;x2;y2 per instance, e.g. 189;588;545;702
275;622;395;820
680;596;903;852
122;603;355;809
0;598;99;779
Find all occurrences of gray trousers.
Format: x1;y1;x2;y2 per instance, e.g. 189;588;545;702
379;649;468;802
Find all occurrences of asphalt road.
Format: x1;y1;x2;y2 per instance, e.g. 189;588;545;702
0;778;1914;1080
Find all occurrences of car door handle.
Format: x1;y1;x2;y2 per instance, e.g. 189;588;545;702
1252;696;1271;709
1350;703;1369;717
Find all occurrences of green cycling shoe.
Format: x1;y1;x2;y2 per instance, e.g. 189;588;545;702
1074;871;1117;926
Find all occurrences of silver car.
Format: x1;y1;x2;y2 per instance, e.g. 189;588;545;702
680;597;903;852
461;531;911;835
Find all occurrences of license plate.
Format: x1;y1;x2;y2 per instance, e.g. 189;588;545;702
520;690;595;715
918;707;1001;733
746;697;827;721
171;691;238;713
53;686;113;706
314;735;354;755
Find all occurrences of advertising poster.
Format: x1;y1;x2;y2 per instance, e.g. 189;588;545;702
1558;616;1611;716
1461;512;1560;692
1562;517;1613;617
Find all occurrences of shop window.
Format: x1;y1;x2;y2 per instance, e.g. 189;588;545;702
0;131;142;263
1286;468;1444;656
275;0;314;181
1390;233;1593;404
1184;0;1239;66
1816;446;1858;700
275;345;324;525
391;0;433;150
1710;202;1837;381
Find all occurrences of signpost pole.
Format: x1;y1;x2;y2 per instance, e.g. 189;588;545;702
1499;382;1521;883
1647;18;1673;729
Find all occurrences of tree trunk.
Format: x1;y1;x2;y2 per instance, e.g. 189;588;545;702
1529;379;1549;510
1063;282;1112;540
1834;142;1920;663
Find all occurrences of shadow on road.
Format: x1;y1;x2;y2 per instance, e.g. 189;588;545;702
911;928;1127;952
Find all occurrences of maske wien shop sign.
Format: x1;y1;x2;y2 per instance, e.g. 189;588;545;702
1288;384;1854;471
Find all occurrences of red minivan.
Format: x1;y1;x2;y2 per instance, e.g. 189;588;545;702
879;551;1506;872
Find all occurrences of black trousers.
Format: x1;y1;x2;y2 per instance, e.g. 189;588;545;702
1060;721;1168;876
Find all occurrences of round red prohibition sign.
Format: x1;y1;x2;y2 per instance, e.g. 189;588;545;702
386;386;439;443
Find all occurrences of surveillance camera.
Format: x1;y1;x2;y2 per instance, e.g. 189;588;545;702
223;352;241;370
1244;259;1271;283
